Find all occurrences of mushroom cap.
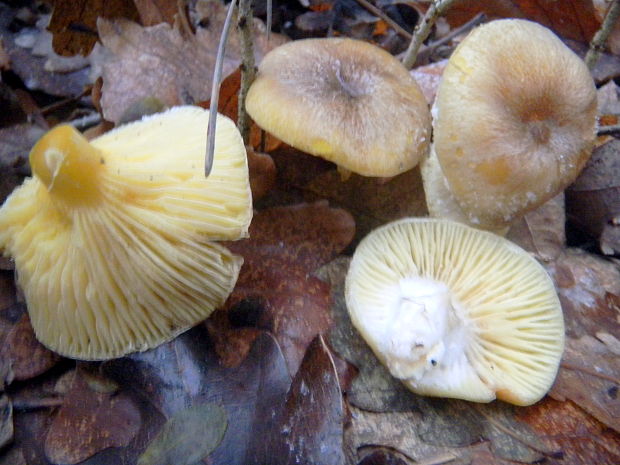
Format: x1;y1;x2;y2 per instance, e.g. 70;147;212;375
0;106;252;360
246;38;431;177
345;218;564;405
432;19;597;229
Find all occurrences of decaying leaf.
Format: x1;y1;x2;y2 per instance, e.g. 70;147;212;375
225;201;355;374
0;395;12;450
302;166;427;243
551;335;620;432
506;193;566;262
44;371;142;464
0;312;60;382
271;335;345;465
518;398;620;465
103;329;292;465
137;403;227;465
545;248;620;339
133;0;180;26
48;0;139;56
566;139;620;255
98;2;287;123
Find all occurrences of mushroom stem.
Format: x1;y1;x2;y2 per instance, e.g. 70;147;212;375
382;277;469;381
29;125;105;205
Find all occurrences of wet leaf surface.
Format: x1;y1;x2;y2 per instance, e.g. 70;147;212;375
137;403;227;465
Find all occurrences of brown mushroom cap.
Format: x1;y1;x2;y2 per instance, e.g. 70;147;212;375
430;19;597;229
0;106;252;360
346;218;564;405
246;38;431;177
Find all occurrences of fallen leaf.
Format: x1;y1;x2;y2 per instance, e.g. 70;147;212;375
247;146;277;201
271;335;345;465
566;139;620;255
551;335;620;432
133;0;180;26
303;167;427;243
98;2;287;123
545;248;620;339
224;202;354;373
0;448;26;465
44;371;142;464
0;395;12;450
355;449;409;465
506;193;565;262
517;398;620;465
103;329;292;465
439;0;599;43
0;312;60;382
410;59;447;105
137;403;227;465
48;0;139;56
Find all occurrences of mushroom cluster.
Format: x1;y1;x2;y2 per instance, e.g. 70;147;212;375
345;218;564;405
423;19;597;231
246;37;431;177
0;106;252;360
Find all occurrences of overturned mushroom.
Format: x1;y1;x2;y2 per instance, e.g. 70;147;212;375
0;106;252;360
424;19;597;231
345;218;564;405
246;38;431;177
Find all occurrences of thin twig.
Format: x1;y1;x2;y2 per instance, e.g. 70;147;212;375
68;112;101;130
205;0;238;177
267;0;272;42
586;0;620;70
402;0;459;69
414;12;484;63
598;123;620;135
354;0;413;40
237;0;256;144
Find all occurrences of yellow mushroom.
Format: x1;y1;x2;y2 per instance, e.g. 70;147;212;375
0;106;252;360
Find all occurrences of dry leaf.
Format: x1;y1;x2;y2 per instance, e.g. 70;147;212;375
133;0;180;26
44;371;141;464
506;193;565;262
517;398;620;464
566;139;620;255
0;312;60;382
48;0;139;56
551;335;620;432
545;248;620;339
271;335;345;465
225;201;355;373
98;3;287;123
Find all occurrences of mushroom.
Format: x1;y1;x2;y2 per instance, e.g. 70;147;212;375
424;19;597;231
0;106;252;360
345;218;564;405
245;38;431;177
